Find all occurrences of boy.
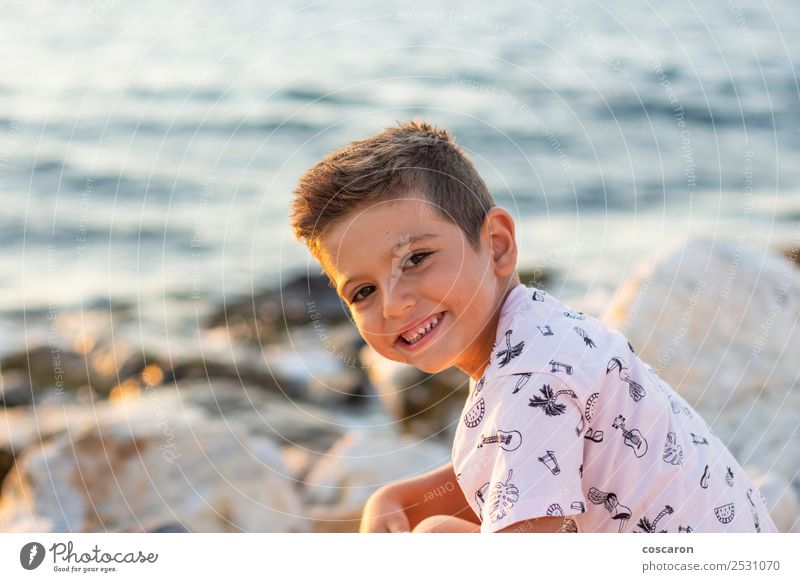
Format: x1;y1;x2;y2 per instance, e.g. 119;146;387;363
289;120;777;533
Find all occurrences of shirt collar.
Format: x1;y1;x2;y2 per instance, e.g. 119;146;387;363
469;283;539;391
499;282;533;321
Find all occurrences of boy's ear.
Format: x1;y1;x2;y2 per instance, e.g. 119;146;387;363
482;207;518;278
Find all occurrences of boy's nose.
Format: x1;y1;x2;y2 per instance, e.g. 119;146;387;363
382;279;415;320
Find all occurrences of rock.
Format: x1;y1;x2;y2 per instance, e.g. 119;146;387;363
90;330;304;398
0;317;27;360
204;272;350;345
281;445;319;484
0;405;98;488
149;522;190;533
0;346;89;395
360;345;468;442
780;243;800;268
303;428;451;532
175;379;349;452
0;398;309;532
0;307;126;395
264;322;369;406
162;354;298;395
518;264;556;290
88;337;148;393
603;238;800;523
0;447;12;498
0;371;34;407
746;468;800;532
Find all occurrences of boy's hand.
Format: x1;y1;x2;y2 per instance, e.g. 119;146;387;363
359;463;478;532
359;484;412;533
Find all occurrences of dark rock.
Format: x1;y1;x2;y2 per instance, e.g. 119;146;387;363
149;522;190;533
780;244;800;268
203;272;350;345
0;447;14;492
0;346;89;394
518;265;556;290
163;357;305;397
0;371;34;407
176;379;347;452
87;338;148;393
360;346;469;442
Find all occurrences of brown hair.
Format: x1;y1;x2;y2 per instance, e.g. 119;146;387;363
289;119;497;259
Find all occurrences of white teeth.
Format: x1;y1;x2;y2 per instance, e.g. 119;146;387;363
402;313;441;343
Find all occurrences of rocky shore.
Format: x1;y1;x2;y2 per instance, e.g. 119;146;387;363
1;238;798;532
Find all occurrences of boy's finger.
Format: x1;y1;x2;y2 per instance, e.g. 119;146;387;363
386;514;411;533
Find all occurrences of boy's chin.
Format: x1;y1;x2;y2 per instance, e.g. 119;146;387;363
385;351;447;374
416;361;450;374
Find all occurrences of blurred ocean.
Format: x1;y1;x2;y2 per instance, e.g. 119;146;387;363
1;0;798;315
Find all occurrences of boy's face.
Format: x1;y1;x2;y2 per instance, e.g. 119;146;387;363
317;191;515;380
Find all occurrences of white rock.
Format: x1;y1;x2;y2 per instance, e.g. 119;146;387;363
0;397;308;532
360;345;468;442
263;323;365;405
603;237;800;525
746;468;800;532
303;427;451;532
359;346;422;421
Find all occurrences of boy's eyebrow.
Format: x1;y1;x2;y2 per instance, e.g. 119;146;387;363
335;233;439;297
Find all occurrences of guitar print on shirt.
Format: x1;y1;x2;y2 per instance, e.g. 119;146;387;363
477;430;522;451
612;415;648;458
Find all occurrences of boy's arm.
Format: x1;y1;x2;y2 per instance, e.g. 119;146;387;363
363;462;480;531
396;462;481;527
496;516;568;533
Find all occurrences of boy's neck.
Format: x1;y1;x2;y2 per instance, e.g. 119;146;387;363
465;274;520;382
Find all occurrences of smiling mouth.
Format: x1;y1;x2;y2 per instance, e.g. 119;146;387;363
396;311;446;347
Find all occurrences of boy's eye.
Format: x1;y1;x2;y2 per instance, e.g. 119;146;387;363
349;251;432;304
402;251;431;271
350;285;375;304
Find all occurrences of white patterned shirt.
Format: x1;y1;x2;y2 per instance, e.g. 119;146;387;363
452;283;777;533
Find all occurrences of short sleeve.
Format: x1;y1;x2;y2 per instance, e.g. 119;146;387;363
477;371;587;533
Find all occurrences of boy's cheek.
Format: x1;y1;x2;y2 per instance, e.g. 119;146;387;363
361;333;405;362
355;326;381;350
360;331;387;351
